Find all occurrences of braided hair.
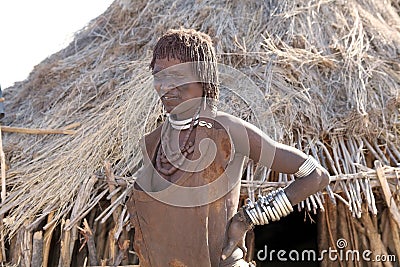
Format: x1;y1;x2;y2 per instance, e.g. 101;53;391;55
150;28;219;112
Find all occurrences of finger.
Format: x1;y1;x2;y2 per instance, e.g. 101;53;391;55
221;240;237;260
238;238;247;258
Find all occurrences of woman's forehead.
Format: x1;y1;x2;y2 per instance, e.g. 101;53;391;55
152;58;197;77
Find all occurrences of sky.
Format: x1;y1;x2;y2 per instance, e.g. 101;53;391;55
0;0;114;89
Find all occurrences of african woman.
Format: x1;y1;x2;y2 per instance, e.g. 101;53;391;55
127;28;330;267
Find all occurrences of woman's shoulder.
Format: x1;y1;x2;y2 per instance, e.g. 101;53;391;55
214;111;253;134
214;111;243;128
140;122;164;153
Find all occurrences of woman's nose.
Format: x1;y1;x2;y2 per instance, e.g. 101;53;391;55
156;82;176;96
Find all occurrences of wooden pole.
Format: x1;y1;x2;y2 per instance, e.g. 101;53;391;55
96;219;107;263
31;231;43;267
114;240;130;266
79;218;98;266
43;211;56;267
0;125;6;262
58;219;72;267
105;161;121;264
375;161;400;228
22;221;33;267
0;125;76;135
11;227;23;265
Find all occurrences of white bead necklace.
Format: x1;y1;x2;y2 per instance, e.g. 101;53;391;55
168;113;200;130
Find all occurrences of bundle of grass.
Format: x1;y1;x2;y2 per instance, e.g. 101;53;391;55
1;0;399;266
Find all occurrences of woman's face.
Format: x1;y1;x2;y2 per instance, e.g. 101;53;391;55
152;58;203;114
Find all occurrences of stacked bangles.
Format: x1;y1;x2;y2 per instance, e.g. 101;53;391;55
241;188;293;227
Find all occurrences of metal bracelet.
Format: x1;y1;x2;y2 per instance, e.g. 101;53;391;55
271;198;285;218
266;204;279;221
294;155;318;178
240;208;255;229
278;188;294;212
275;192;290;216
259;204;270;224
265;192;274;205
242;187;294;226
261;192;280;221
244;207;257;225
254;202;265;225
250;209;259;225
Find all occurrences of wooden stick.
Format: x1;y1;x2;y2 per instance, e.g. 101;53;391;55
11;227;23;265
65;188;109;230
105;162;121;224
62;122;81;130
114;207;127;241
108;230;116;265
358;178;371;211
43;211;55;267
22;221;33;267
373;139;390;166
324;184;337;205
363;137;389;165
31;231;43;267
114;240;130;266
386;140;400;161
79;219;98;266
58;219;72;267
96;218;107;264
313;193;325;211
27;205;57;231
375;161;400;229
240;167;400;186
1;125;76;135
366;177;378;215
66;175;98;263
385;144;398;165
316;140;339;175
105;161;122;264
0;125;6;262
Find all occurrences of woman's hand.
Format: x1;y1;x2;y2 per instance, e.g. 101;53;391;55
221;209;253;261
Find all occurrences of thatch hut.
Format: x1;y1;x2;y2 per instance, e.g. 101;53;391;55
1;0;399;266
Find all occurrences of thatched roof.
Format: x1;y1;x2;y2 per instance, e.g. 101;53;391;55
1;0;399;239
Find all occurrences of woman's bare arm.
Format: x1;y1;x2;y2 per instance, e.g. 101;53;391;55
219;112;330;260
218;112;330;205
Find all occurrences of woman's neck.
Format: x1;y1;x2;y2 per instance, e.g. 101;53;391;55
170;98;204;120
173;107;199;121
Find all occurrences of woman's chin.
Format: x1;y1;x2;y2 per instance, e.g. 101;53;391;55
163;98;201;115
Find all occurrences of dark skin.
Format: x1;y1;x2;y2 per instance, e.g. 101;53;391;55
152;57;330;261
152;58;203;184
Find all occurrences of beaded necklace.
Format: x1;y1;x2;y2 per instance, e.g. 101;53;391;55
156;111;199;176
